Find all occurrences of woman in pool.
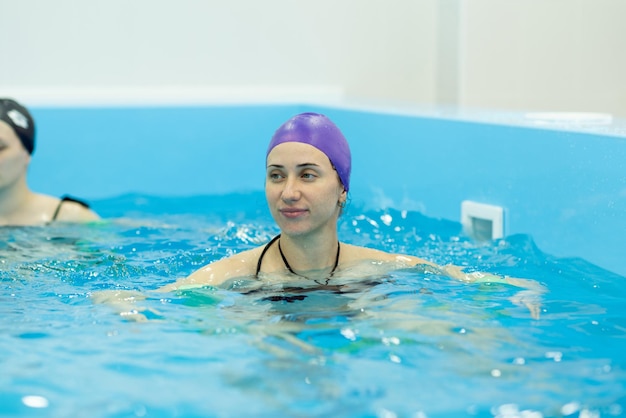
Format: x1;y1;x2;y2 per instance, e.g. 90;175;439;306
0;98;99;226
160;112;541;304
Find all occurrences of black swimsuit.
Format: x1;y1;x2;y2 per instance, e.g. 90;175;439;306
51;195;91;221
251;235;385;304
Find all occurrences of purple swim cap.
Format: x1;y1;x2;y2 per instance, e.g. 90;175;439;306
267;113;351;191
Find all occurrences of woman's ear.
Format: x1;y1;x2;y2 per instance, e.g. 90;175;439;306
339;188;347;204
21;153;32;171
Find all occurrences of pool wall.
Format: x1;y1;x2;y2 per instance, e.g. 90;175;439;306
29;104;626;276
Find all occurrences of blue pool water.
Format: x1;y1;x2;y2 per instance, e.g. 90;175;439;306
1;193;625;417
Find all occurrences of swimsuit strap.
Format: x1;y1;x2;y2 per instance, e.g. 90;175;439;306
255;234;281;278
51;195;91;221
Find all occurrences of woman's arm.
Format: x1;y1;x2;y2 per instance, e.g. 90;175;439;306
156;248;260;292
411;261;546;319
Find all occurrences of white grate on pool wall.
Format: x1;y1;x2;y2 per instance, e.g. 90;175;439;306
461;200;504;241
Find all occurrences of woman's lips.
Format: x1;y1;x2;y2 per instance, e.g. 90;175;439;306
279;208;308;218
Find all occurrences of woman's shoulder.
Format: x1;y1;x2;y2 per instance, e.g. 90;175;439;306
51;195;100;222
198;246;263;276
160;246;265;291
340;242;435;267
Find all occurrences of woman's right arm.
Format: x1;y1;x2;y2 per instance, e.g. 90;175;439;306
156;248;260;292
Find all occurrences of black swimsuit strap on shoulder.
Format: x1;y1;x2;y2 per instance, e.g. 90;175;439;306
255;234;281;278
51;195;91;221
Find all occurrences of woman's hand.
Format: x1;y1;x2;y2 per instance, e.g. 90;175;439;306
439;264;547;319
90;289;158;322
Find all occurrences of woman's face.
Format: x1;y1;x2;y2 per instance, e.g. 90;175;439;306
0;121;30;190
266;142;347;237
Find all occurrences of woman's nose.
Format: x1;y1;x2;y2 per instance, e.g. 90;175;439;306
281;177;301;202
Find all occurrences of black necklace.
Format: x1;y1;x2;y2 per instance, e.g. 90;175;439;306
278;238;341;286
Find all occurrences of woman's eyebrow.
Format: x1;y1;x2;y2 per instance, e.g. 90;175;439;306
267;163;320;169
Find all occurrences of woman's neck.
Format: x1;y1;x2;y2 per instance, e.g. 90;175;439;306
278;229;340;275
0;179;38;225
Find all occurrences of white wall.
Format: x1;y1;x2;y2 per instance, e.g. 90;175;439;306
1;0;624;117
459;0;626;117
0;0;438;105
